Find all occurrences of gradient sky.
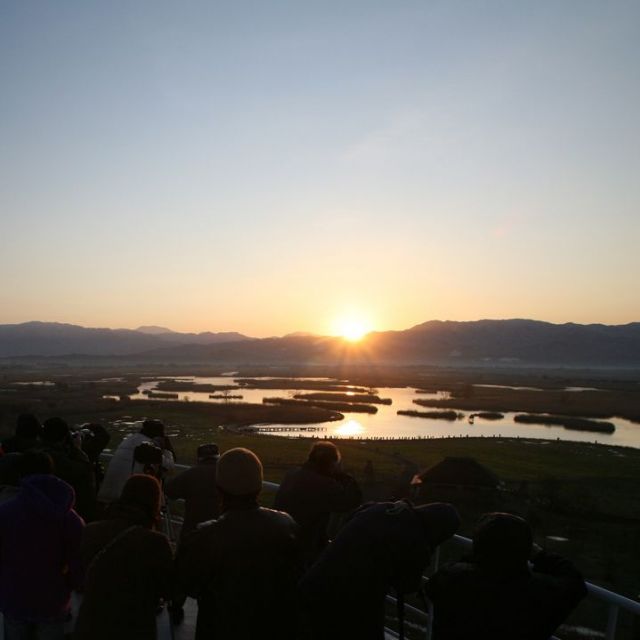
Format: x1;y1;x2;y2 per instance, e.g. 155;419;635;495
1;1;639;337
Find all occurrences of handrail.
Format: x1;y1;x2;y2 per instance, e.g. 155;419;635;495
421;534;640;640
438;534;640;618
101;454;640;639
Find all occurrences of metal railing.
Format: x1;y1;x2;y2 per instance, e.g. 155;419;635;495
421;535;640;640
384;536;640;640
103;456;640;639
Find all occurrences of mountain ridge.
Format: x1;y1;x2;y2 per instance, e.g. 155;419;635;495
1;319;639;366
0;321;253;357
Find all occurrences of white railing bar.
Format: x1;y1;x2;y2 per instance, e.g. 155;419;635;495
432;546;442;570
451;533;472;549
587;583;640;616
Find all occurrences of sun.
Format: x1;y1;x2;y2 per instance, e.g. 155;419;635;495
341;321;368;342
333;314;372;342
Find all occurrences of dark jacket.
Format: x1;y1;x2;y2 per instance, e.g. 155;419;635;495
43;442;96;522
74;503;173;640
300;501;460;640
425;551;588;640
0;435;40;454
0;474;84;622
177;505;302;640
164;459;219;543
274;463;362;559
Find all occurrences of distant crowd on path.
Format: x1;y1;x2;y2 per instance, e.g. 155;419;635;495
0;412;588;640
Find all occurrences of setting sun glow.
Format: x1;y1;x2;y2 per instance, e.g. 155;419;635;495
333;314;372;342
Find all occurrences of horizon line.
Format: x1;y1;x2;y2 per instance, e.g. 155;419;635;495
1;317;638;339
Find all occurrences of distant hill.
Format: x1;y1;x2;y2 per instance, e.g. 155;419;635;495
131;319;640;367
136;326;251;346
1;319;639;367
136;325;173;335
0;322;252;357
370;319;640;366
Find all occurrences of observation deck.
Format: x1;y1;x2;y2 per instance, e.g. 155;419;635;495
159;464;640;640
3;459;633;640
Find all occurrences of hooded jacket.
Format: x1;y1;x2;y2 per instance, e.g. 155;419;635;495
0;474;84;622
74;502;173;640
42;441;96;522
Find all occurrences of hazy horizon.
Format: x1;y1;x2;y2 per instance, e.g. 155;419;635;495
2;315;639;340
2;2;639;337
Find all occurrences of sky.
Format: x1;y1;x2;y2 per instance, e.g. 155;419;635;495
1;1;639;337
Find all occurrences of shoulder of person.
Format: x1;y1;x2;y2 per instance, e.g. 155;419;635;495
66;508;86;529
180;519;221;558
82;518;120;541
192;517;221;537
279;466;303;482
165;466;194;489
189;463;215;478
111;526;172;560
143;528;172;552
260;506;298;526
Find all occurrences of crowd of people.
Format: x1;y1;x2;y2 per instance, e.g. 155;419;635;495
0;413;588;640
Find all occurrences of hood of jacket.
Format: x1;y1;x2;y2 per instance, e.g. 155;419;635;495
19;474;75;520
415;502;461;548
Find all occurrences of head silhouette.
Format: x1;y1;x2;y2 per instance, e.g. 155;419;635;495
307;441;340;474
473;512;533;573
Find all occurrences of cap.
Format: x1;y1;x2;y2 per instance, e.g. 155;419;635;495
216;447;263;496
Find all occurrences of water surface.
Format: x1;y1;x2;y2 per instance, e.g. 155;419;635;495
131;377;640;448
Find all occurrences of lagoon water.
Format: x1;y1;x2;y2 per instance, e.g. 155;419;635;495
132;377;640;449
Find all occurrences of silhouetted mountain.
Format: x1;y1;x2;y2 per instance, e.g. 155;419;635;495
133;319;640;367
137;328;252;346
367;319;640;365
1;320;639;366
0;322;252;357
136;325;173;335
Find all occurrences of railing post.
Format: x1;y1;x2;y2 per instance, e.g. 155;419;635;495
424;546;441;640
605;604;619;640
426;597;434;640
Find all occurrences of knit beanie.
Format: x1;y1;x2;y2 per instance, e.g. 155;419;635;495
473;512;532;570
216;448;263;496
119;474;161;520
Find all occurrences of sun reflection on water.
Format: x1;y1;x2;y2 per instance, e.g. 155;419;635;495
334;419;365;437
